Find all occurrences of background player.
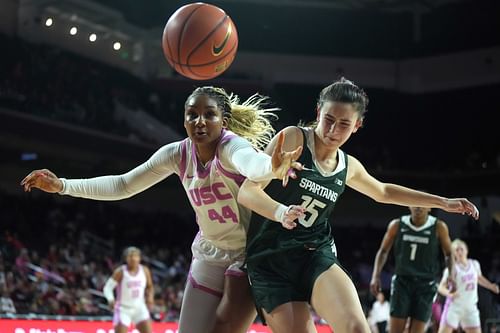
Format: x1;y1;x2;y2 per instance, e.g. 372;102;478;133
371;206;453;333
437;239;499;333
103;247;153;333
20;86;302;333
237;77;479;333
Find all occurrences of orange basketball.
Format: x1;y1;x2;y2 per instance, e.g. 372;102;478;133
162;3;238;80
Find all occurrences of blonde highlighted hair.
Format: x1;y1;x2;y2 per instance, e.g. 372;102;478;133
451;239;468;252
186;86;278;149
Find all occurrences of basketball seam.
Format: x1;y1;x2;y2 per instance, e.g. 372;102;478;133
181;42;238;79
185;15;229;78
176;3;205;76
167;41;237;68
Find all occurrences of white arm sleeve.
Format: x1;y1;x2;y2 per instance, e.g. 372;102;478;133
103;278;117;303
59;142;182;200
221;136;274;182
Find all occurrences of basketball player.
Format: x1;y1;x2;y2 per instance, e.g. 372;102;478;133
237;78;479;333
103;247;154;333
438;239;499;333
370;206;453;333
20;86;302;333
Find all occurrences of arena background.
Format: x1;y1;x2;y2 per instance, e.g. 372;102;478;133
0;0;499;332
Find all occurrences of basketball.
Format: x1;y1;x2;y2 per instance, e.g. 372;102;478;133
162;3;238;80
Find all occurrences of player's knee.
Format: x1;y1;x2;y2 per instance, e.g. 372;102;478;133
214;305;232;325
346;316;369;333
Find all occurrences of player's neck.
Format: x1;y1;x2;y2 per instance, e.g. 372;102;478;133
195;142;217;165
127;265;139;273
457;258;468;266
410;216;427;226
313;133;339;163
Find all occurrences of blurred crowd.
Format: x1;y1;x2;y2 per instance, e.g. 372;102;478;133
0;191;194;320
1;189;499;324
1;33;499;174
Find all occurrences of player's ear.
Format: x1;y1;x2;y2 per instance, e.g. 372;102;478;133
222;116;229;128
352;117;363;133
316;105;321;122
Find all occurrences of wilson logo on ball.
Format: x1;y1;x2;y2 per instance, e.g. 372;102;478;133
212;24;232;56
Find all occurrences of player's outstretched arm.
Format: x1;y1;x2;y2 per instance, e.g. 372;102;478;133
20;143;181;200
346;155;479;220
238;179;305;230
477;264;500;294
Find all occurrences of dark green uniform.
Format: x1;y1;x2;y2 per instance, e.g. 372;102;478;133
246;127;348;314
390;214;440;322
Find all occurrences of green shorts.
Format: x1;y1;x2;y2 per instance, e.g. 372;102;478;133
247;241;339;314
390;275;438;322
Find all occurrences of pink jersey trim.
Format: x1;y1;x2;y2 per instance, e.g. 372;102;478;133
215;159;246;186
179;139;188;180
116;280;122;303
225;270;247;277
440;298;457;329
188;272;223;298
191;144;212;179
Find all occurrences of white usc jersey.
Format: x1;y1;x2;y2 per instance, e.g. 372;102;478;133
116;265;147;307
179;130;251;251
443;259;481;307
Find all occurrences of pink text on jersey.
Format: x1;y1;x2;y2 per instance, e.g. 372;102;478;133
189;182;232;206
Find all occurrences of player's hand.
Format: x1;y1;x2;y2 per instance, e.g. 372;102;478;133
449;291;460;300
447;277;457;293
443;198;479;220
146;298;154;311
108;300;115;311
492;284;499;294
20;169;63;193
369;277;381;297
280;205;305;230
271;132;303;187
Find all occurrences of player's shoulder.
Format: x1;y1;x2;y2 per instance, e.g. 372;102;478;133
386;218;401;235
470;259;481;270
154;140;184;158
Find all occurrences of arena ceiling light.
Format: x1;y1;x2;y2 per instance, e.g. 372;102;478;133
69;26;78;35
45;18;53;27
89;33;97;42
113;41;121;50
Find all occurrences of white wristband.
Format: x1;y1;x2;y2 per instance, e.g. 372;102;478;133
273;204;289;223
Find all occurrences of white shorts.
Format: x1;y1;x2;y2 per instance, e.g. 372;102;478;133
189;233;246;297
113;303;150;327
441;301;480;329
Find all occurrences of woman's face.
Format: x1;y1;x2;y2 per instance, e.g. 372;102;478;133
184;94;226;147
453;243;468;261
315;101;362;148
126;252;141;268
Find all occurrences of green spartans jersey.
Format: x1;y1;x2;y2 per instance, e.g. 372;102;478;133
394;215;441;279
246;127;348;263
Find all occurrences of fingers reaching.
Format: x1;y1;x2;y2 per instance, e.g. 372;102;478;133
281;205;305;230
20;169;61;193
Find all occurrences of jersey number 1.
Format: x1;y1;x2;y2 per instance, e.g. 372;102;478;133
299;195;326;227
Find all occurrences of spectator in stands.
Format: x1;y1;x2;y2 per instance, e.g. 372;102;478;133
0;289;16;313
